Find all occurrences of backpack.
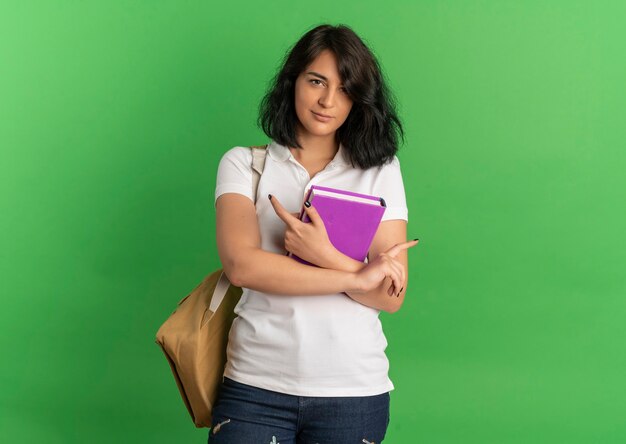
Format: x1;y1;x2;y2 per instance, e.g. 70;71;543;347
155;144;269;428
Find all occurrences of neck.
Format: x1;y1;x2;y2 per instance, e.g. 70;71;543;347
289;126;339;163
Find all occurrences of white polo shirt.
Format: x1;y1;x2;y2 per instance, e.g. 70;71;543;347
214;140;408;396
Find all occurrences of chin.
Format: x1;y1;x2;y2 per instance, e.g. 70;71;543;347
307;129;336;138
306;123;337;135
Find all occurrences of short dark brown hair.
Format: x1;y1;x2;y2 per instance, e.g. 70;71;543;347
257;24;405;169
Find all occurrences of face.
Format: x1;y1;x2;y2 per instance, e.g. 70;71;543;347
293;49;353;139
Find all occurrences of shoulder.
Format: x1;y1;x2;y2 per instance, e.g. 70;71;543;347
368;155;402;178
215;146;256;186
219;146;253;164
380;155;401;170
215;146;256;204
372;156;404;193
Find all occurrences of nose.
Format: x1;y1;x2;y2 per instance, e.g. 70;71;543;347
319;87;339;108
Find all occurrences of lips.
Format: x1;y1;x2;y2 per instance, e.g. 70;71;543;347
312;111;333;118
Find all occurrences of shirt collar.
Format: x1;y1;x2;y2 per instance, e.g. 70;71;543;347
267;140;349;166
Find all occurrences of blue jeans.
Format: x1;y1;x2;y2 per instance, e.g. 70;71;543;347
207;377;390;444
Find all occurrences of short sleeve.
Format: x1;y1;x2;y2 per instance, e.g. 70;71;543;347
214;146;254;207
373;156;408;222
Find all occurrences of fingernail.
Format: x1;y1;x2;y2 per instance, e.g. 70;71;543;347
413;238;419;242
304;201;311;208
268;194;272;200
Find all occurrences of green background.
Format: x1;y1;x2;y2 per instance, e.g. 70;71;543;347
2;1;625;442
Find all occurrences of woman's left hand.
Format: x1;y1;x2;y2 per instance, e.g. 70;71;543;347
269;194;337;267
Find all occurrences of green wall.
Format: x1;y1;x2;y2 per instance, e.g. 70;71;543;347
2;1;625;442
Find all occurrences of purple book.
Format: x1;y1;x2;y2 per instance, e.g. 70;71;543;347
289;185;387;266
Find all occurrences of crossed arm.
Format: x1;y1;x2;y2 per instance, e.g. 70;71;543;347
216;193;416;313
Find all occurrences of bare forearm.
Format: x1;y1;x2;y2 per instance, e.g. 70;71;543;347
229;248;360;296
346;277;401;313
317;245;367;273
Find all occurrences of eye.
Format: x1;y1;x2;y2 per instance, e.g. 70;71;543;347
308;79;347;94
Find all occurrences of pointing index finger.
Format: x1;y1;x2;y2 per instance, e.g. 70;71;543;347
269;194;298;227
386;239;420;257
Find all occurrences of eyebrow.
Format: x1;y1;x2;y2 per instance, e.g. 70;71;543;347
306;71;343;85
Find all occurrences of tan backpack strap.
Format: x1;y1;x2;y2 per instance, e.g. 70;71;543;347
250;144;269;203
207;270;232;317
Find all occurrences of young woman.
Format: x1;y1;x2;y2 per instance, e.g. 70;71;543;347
210;24;419;444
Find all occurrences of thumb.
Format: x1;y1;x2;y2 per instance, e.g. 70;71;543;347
303;202;324;226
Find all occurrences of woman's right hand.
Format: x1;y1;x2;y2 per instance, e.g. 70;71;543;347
352;240;419;295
